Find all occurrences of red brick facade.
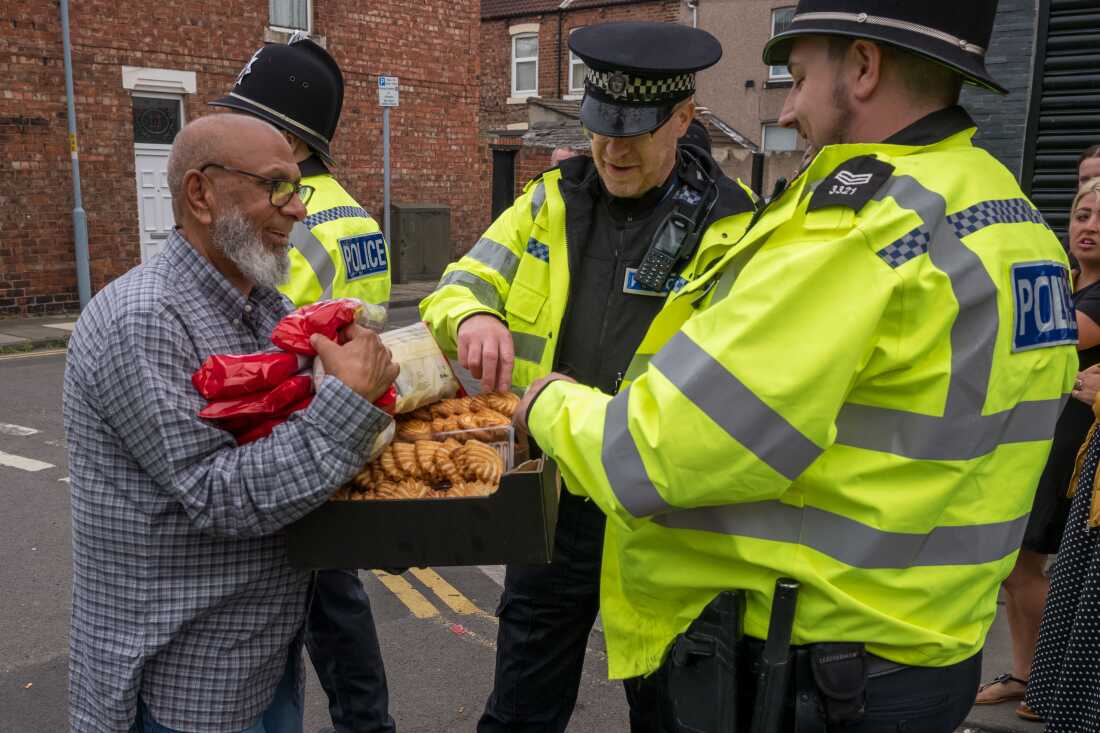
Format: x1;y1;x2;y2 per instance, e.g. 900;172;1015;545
478;0;681;239
0;1;481;316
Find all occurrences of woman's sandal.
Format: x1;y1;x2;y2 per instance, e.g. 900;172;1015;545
1016;702;1043;722
975;673;1028;705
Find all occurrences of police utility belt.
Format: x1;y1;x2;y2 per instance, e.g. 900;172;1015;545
652;583;907;733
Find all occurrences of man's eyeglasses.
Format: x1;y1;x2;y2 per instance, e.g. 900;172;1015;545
200;163;315;207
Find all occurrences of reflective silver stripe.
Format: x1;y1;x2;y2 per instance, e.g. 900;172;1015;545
652;332;822;481
511;331;547;364
790;12;986;56
530;182;546;220
289;221;336;299
622;354;651;385
836;175;1066;459
655;500;1029;569
835;397;1068;460
466;237;520;283
602;388;671;517
438;271;504;312
226;91;333;144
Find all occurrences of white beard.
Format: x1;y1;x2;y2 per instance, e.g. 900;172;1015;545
212;209;290;290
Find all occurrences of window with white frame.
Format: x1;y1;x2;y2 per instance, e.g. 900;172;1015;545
762;122;798;152
568;49;587;95
768;6;796;80
270;0;311;32
512;33;539;97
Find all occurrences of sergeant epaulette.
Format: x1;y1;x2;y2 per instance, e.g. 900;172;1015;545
808;155;895;213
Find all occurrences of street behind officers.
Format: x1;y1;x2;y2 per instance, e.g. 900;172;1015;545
419;21;757;731
210;38;397;733
512;1;1079;731
64;114;397;732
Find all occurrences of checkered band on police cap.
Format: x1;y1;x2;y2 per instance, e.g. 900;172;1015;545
585;68;695;105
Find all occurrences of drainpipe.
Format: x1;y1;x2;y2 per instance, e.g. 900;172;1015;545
558;0;576;98
60;0;92;308
686;0;699;28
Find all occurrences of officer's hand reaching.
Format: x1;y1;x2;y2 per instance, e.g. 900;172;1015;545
311;324;399;403
457;314;515;393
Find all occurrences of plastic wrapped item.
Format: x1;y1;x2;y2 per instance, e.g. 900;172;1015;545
192;351;308;400
198;374;313;421
234;396;314;445
271;298;363;355
380;322;462;414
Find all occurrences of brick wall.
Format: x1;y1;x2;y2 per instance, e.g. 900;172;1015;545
0;0;480;316
961;0;1038;178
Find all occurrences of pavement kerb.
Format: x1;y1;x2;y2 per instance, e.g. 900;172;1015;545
0;336;70;355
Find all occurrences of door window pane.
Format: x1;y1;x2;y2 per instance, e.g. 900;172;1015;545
132;96;182;145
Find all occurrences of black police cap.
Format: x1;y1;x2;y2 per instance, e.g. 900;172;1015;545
210;37;344;166
763;0;1006;95
570;22;722;138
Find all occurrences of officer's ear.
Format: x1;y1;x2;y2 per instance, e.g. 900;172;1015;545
847;39;884;103
671;100;695;138
183;168;216;226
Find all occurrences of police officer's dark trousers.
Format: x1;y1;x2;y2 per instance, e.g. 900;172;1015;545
478;490;606;732
625;637;982;733
305;569;396;733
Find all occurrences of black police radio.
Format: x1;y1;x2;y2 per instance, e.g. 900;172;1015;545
634;150;719;292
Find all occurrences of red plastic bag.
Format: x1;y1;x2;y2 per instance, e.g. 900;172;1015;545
192;351;304;400
234;396;314;445
198;375;313;421
270;299;362;356
373;384;398;415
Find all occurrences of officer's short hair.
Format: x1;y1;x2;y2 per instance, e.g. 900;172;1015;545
827;37;962;107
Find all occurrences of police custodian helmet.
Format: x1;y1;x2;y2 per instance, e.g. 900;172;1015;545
762;0;1007;95
570;22;722;138
210;37;344;165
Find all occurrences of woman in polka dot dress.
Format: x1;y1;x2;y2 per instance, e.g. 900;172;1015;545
1027;179;1100;729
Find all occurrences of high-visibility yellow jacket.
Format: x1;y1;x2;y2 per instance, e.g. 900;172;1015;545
280;170;391;307
419;163;757;391
526;114;1079;679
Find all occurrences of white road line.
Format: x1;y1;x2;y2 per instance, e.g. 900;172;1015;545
478;565;505;587
0;423;40;437
59;477;70;483
0;348;67;362
44;321;77;332
0;451;55;472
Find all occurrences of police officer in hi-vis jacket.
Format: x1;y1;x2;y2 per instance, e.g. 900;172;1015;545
510;2;1078;731
211;37;395;733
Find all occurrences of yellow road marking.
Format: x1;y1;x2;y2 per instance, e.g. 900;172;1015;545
410;567;487;617
372;570;439;619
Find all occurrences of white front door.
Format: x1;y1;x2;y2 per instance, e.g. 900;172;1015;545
134;143;174;261
131;93;184;262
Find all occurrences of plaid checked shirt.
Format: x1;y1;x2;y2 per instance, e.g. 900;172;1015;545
63;231;390;732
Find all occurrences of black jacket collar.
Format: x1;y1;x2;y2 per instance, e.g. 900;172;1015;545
298;154;330;178
883;105;975;147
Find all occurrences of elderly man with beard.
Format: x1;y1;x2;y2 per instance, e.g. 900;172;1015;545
63;113;398;733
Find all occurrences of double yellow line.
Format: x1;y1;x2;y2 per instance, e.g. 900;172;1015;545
373;568;491;620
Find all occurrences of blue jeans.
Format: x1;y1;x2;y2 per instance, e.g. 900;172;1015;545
132;648;303;733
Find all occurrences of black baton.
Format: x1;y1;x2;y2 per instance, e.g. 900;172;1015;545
750;577;800;733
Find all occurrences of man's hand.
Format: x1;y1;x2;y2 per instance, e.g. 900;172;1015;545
513;372;576;434
311;324;399;402
457;314;515;393
1073;365;1100;409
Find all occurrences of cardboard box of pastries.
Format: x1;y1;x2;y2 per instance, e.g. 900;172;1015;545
287;393;560;569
